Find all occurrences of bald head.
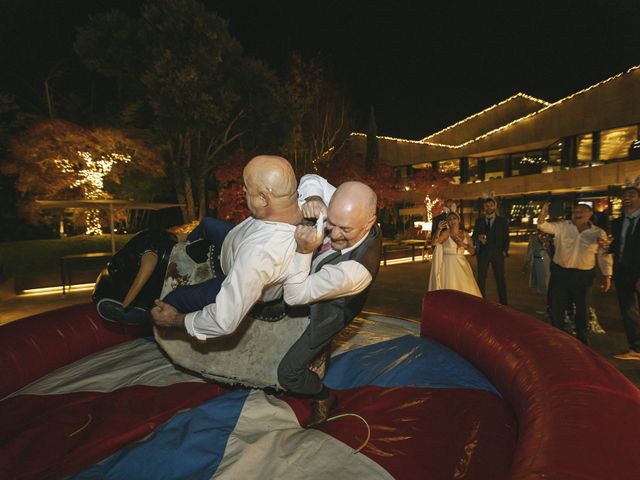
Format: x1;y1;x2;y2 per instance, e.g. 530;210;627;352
326;181;377;250
243;155;298;220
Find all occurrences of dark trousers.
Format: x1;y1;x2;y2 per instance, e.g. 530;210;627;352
477;248;507;304
549;264;594;339
163;217;234;313
278;323;334;395
614;265;640;352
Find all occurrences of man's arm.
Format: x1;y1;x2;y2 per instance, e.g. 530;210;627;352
596;230;613;292
284;225;373;305
537;202;559;234
284;261;372;306
298;174;336;209
182;248;277;339
502;217;510;256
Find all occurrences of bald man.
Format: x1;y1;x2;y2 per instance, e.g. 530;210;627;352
278;181;382;427
151;156;335;339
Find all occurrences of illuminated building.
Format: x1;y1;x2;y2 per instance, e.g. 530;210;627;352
347;65;640;230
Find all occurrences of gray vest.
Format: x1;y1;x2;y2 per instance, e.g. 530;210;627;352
308;225;382;348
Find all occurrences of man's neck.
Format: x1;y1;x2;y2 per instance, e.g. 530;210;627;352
261;203;303;225
573;221;591;232
624;207;640;216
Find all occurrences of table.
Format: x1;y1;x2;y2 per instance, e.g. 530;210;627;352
400;239;428;261
60;252;112;294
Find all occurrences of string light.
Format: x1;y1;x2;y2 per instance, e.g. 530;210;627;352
420;92;550;142
55;151;132;235
349;64;640;151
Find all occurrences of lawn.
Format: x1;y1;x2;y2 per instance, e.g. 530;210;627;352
0;234;134;279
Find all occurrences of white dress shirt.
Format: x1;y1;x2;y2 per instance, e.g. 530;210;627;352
283;232;373;306
538;220;613;275
184;175;335;340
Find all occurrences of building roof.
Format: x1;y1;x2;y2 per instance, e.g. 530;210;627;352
347;64;640;166
420;93;549;146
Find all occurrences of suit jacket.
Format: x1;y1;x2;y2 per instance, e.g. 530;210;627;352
308;225;382;348
473;215;510;255
610;215;640;279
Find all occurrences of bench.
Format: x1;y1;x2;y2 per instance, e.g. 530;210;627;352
60;252;112;294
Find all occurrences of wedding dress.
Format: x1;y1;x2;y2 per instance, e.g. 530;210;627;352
428;236;481;297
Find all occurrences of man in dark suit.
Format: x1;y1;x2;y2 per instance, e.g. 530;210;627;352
473;198;509;305
611;186;640;361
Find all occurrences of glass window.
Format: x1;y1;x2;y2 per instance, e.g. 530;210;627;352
467;158;481;183
512;151;545;176
600;126;638;162
438;159;460;184
577;133;593;165
485;155;507;179
546;139;563;172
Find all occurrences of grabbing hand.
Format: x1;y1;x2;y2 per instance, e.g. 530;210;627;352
294;224;324;253
540;202;550;218
151;300;185;328
301;196;327;221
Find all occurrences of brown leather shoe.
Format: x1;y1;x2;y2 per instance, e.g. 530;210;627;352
304;391;337;428
613;350;640;361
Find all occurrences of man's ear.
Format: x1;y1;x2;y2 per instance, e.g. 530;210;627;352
258;191;270;207
366;215;377;230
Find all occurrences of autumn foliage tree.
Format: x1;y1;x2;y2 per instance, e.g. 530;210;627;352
317;152;450;215
2;119;162;225
211;150;250;223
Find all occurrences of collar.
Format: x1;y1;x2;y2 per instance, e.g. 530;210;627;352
625;209;640;220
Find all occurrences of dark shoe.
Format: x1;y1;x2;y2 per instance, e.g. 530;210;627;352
97;298;149;325
97;298;125;323
304;391;337;428
613;350;640;361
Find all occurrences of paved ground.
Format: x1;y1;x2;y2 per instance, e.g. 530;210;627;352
2;242;639;386
365;242;640;387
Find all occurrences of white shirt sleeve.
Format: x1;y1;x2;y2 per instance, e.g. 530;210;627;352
596;229;613;276
298;174;336;205
184;246;278;339
283;260;373;305
538;220;560;234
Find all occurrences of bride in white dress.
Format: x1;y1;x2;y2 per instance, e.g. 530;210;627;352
427;212;481;297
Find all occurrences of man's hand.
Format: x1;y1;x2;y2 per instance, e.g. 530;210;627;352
301;195;327;220
295;225;324;253
601;276;612;293
540;201;550;217
151;299;186;328
503;251;509;258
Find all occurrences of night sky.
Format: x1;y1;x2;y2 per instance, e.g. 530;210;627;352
2;0;639;139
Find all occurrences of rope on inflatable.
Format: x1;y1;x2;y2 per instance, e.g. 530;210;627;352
326;412;371;453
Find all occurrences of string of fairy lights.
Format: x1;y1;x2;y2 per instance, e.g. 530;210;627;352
420;92;550;142
54;151;131;235
350;64;640;151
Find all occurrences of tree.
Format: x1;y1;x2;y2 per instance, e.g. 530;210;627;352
75;0;291;222
365;106;378;171
283;54;352;174
317;151;450;223
2;119;162;231
211;150;250;223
